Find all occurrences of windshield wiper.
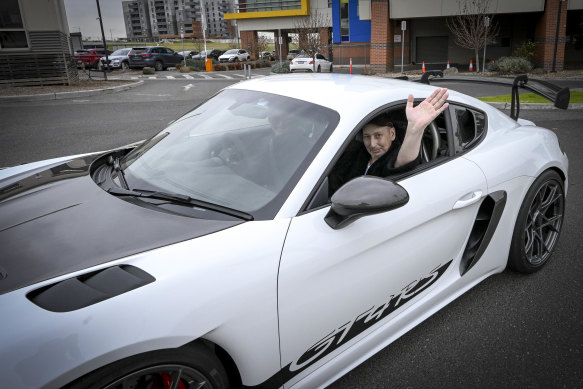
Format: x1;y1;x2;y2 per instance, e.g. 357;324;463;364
108;186;254;221
108;155;129;190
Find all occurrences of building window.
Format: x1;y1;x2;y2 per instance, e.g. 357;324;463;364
340;0;349;42
0;0;28;49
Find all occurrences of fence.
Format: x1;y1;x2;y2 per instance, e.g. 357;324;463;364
0;53;79;87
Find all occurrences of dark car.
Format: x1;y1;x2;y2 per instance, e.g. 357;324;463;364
191;49;224;61
128;46;183;71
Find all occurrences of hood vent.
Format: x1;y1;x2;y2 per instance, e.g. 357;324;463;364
27;265;155;312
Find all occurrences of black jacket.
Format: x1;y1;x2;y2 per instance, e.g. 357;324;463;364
329;138;421;195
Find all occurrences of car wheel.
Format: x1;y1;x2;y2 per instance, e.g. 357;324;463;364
65;343;229;389
121;61;129;70
508;170;565;273
317;65;321;73
154;61;163;71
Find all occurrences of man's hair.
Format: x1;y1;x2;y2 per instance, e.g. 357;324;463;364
368;114;394;128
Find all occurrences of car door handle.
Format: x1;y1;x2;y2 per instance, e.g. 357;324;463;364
453;191;483;209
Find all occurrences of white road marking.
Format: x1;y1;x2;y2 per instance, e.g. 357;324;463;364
182;74;194;79
166;76;176;79
183;83;194;91
213;74;233;79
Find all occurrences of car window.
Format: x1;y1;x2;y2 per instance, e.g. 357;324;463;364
316;54;325;60
450;105;487;153
132;48;147;54
122;89;339;219
304;103;451;210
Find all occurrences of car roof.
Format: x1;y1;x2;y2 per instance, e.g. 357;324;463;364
226;74;505;128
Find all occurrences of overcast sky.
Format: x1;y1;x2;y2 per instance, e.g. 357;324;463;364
65;0;127;40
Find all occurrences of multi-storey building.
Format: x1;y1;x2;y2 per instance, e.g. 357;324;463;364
123;0;236;40
122;0;152;42
226;0;583;72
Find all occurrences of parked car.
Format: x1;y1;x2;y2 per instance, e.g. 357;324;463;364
218;49;250;63
128;46;183;71
74;48;112;69
191;49;224;61
177;50;200;59
286;49;301;60
99;48;132;70
0;74;569;389
290;53;333;72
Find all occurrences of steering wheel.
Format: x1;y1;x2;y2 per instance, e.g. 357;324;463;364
212;133;249;167
421;121;441;162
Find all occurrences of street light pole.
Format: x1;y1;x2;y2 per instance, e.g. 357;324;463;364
552;0;566;73
95;0;108;79
483;16;490;73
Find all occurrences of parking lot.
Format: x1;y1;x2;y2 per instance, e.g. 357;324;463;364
1;76;582;388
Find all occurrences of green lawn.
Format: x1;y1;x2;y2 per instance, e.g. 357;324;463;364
478;91;583;104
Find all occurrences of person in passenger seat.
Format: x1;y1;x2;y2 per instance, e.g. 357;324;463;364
329;88;449;194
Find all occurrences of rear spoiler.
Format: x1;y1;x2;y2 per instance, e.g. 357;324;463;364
396;71;570;120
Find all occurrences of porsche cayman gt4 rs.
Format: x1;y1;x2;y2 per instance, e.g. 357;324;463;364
0;74;568;389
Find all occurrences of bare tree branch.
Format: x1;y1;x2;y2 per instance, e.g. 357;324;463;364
292;10;331;71
446;0;499;72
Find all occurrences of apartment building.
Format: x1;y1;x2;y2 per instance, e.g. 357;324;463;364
226;0;583;71
123;0;236;40
122;0;152;42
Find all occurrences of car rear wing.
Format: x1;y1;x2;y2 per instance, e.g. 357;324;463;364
397;71;570;120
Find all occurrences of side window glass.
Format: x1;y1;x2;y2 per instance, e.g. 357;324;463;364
452;106;486;154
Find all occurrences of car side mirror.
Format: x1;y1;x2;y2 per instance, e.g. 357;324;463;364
324;176;409;229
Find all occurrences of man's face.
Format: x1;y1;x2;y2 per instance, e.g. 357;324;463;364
362;124;396;163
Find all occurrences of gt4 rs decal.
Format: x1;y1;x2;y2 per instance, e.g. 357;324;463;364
245;260;452;389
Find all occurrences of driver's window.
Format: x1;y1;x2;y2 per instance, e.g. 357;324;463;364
304;105;450;211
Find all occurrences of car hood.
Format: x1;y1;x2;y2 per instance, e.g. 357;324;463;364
0;155;242;295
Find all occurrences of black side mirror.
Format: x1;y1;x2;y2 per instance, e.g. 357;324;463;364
325;176;409;229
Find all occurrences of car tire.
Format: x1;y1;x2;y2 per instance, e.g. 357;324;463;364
154;60;163;71
317;65;321;73
330;64;333;72
121;61;129;70
508;170;565;273
64;343;229;389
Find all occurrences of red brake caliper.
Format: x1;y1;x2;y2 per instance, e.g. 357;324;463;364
158;373;186;389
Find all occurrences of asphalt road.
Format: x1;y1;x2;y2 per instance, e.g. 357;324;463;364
1;78;582;388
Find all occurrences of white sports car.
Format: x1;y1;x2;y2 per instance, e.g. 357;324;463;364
0;74;568;389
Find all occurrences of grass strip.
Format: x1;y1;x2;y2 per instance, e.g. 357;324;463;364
478;91;583;104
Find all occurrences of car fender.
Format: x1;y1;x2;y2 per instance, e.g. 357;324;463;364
0;219;289;389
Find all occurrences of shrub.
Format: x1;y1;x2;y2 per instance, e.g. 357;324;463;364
485;60;499;72
271;61;291;73
175;63;182;69
179;66;191;73
361;66;376;76
513;40;536;62
259;59;272;67
496;56;533;74
213;64;226;71
185;59;205;71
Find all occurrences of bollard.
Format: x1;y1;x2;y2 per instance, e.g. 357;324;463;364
350;58;352;74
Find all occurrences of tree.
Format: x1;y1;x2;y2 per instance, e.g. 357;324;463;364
292;10;331;72
446;0;499;72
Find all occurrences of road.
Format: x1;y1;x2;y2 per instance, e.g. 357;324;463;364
1;77;582;388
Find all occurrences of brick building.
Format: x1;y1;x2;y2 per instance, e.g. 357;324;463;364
226;0;583;71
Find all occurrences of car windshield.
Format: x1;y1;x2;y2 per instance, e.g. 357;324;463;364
112;49;130;56
121;89;339;218
224;49;238;54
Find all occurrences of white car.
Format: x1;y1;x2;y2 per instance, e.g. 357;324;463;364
99;48;132;70
290;53;333;72
178;50;200;59
218;48;250;63
0;74;569;389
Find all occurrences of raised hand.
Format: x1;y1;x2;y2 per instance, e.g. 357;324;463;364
406;88;449;135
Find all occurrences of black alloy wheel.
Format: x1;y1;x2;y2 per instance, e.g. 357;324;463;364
154;60;164;71
508;170;565;273
65;344;229;389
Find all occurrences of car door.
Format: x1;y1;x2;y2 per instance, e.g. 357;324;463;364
277;148;487;387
